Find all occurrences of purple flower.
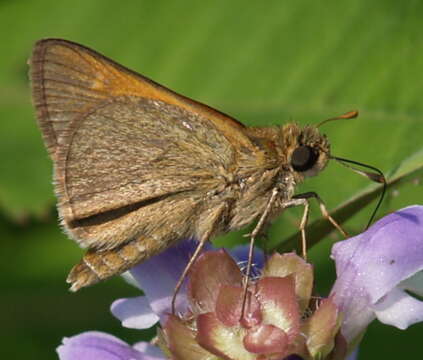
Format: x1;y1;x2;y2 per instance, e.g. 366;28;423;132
112;239;261;328
57;331;164;360
113;244;345;359
58;205;423;359
331;205;423;345
163;250;344;360
111;239;213;327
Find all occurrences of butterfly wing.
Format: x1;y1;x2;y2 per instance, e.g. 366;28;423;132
30;39;251;158
29;39;257;251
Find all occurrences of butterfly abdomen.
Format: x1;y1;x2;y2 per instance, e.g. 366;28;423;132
67;233;175;291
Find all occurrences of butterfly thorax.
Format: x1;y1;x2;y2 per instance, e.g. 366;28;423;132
222;123;330;232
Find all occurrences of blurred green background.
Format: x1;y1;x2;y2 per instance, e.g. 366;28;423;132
1;0;422;359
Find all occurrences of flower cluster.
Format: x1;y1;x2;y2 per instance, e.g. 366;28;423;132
57;205;423;360
162;250;344;360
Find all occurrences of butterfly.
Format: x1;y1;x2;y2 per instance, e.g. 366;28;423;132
30;39;380;302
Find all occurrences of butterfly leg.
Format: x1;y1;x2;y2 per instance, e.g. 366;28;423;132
289;192;348;259
293;192;348;238
241;187;279;318
171;202;227;314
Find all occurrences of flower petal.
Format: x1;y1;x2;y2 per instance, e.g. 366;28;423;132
111;296;159;329
56;331;150;360
371;286;423;329
133;342;166;359
302;297;340;358
130;239;211;321
197;312;255;360
243;324;288;355
164;315;218;360
334;206;423;302
262;252;313;312
255;276;300;342
188;249;243;313
215;284;261;328
331;206;423;341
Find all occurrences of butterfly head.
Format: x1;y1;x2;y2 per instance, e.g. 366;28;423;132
289;125;330;178
280;123;330;181
283;110;359;181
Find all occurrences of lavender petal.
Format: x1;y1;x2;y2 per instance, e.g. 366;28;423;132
331;205;423;342
129;239;212;322
111;296;159;329
57;331;153;360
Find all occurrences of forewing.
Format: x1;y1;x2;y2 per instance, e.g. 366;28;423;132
29;38;253;159
29;39;255;250
57;96;236;248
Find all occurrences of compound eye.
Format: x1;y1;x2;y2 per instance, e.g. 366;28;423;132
291;146;318;172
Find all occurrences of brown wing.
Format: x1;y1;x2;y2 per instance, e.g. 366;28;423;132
29;39;256;251
56;96;237;250
29;39;253;159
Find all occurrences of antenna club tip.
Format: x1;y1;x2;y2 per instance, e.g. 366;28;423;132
343;110;359;119
317;110;360;128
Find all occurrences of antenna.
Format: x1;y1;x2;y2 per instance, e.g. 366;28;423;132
331;156;387;229
317;110;359;128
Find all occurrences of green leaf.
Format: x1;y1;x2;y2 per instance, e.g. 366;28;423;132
2;2;423;358
1;0;423;222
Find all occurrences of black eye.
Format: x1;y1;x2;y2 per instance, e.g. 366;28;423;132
291;146;318;172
